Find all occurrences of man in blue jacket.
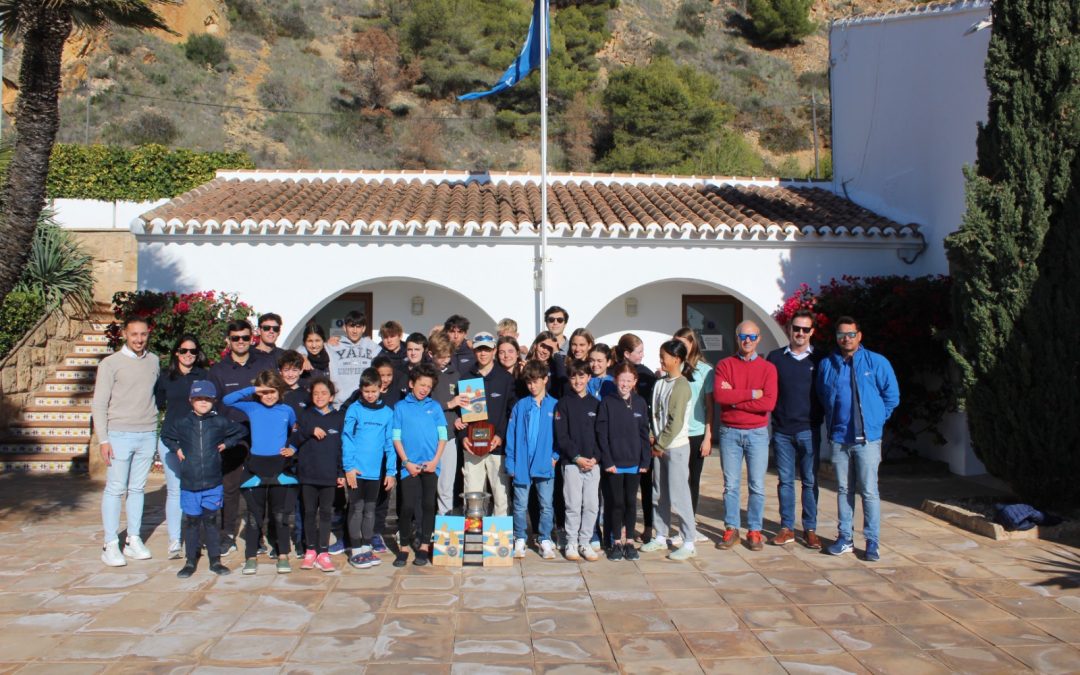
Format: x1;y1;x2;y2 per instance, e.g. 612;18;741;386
816;316;899;562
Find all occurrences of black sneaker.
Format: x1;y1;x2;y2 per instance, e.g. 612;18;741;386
392;551;409;568
413;550;429;567
220;535;237;555
608;544;624;561
209;560;230;576
623;543;640;561
176;562;196;578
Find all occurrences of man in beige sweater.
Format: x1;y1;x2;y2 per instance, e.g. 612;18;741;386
92;317;160;567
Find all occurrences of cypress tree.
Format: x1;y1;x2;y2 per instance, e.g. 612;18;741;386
945;0;1079;507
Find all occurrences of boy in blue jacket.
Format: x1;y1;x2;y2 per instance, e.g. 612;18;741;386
342;369;396;570
161;380;246;578
506;360;559;560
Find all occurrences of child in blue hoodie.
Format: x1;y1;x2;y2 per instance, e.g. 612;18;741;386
391;363;447;567
342;369;396;570
506;359;559;560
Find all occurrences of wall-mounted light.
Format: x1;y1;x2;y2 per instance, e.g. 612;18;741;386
411;296;424;316
625;297;638;317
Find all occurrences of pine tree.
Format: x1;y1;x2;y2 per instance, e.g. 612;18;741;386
945;0;1080;507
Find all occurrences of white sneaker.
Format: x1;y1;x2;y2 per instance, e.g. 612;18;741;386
694;532;709;543
123;536;152;560
670;535;685;548
513;538;527;559
580;545;599;562
539;540;556;560
168;540;183;560
101;541;126;567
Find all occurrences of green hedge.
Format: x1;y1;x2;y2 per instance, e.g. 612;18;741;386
45;144;254;201
0;291;47;361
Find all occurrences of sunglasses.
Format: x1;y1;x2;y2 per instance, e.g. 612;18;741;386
229;335;252;342
791;326;813;334
836;331;859;340
737;333;759;342
175;347;199;355
545;316;567;324
260;325;280;332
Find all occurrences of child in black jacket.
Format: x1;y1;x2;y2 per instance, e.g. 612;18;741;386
596;363;651;562
289;377;346;573
555;359;602;562
161;380;246;578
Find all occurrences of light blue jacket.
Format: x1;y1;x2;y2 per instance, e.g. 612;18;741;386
391;394;447;479
505;394;559;486
816;347;900;443
342;400;395;481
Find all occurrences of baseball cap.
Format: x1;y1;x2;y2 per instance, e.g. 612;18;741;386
472;331;496;349
189;380;218;399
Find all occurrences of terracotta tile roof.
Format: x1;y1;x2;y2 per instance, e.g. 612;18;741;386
137;171;919;242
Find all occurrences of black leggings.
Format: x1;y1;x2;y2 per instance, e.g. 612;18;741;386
242;485;297;559
182;509;221;563
301;484;335;554
603;472;640;543
398;472;437;548
688;434;705;514
347;480;383;548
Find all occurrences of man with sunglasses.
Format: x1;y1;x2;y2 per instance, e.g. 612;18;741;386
766;310;825;549
253;313;286;362
544;306;571;355
714;320;777;552
817;316;898;562
209;319;274;553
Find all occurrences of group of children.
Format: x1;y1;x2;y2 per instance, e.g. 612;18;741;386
161;312;709;576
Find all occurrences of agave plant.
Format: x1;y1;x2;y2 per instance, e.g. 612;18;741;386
13;211;95;315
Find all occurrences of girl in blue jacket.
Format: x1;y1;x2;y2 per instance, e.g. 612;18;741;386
342;369;396;570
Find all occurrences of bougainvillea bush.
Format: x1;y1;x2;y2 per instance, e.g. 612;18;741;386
106;290;257;364
774;275;953;455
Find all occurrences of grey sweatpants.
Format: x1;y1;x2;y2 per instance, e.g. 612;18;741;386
562;462;601;548
437;437;458;515
653;443;697;542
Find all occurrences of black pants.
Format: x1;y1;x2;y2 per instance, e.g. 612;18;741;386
220;445;247;538
182;509;221;563
398;472;437;548
374;467;390;537
603;472;640;543
347;480;382;548
301;484;335;554
688;434;705;514
639;465;653;533
242;485;297;559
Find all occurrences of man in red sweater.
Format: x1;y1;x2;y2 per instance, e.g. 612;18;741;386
714;320;778;551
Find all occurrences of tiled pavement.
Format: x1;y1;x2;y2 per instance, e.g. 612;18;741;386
1;459;1078;674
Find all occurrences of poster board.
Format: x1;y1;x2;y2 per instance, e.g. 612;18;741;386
482;516;514;567
458;377;489;423
432;515;464;567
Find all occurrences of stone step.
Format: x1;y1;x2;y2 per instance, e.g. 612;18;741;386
81;333;110;344
22;406;91;423
32;392;95;407
0;440;88;455
6;421;92;439
64;355;106;367
54;367;98;381
71;342;114;355
43;380;96;394
0;455;87;474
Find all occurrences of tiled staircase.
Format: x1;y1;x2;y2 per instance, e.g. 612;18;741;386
0;317;113;473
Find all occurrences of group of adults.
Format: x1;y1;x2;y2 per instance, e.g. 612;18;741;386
91;302;898;567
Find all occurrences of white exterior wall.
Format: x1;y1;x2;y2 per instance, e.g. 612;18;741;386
829;1;991;274
50;198;169;230
829;1;991;474
139;237;907;372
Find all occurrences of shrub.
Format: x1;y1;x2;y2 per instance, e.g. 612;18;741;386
0;291;47;361
113;109;179;146
774;276;954;455
677;128;765;176
106;290;257;364
760;121;809;154
748;0;816;46
183;34;228;67
272;3;312;39
14;218;94;315
257;78;295;110
675;0;710;38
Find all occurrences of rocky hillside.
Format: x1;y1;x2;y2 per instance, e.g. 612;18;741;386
3;0;911;177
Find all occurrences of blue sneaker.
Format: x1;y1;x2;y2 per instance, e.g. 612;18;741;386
348;552;374;569
371;534;388;554
864;540;880;562
328;538;346;555
827;537;854;556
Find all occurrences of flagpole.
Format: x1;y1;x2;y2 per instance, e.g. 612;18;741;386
537;0;549;333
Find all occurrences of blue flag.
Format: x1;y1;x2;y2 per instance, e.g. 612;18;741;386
458;0;550;101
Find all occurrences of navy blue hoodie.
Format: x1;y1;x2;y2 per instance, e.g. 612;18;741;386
596;392;651;470
289;406;345;486
467;363;515;454
555;391;600;463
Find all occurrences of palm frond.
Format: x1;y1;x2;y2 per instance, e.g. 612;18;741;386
67;0;179;36
14;213;95;315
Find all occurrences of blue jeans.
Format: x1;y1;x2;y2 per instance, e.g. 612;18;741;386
512;477;554;543
719;426;769;531
157;440;182;543
773;429;821;531
101;431;158;544
831;440;881;543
